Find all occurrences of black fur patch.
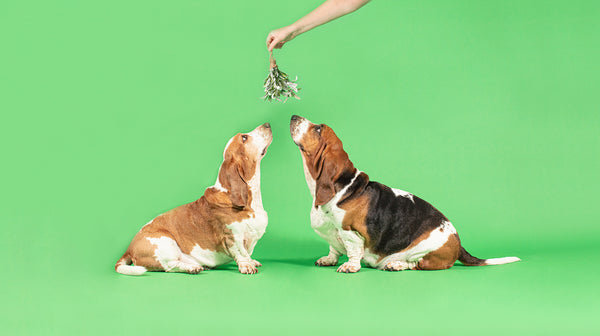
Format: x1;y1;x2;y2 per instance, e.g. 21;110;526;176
338;172;369;204
333;168;356;192
339;179;448;256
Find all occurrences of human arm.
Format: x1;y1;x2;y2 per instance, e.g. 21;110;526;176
266;0;371;51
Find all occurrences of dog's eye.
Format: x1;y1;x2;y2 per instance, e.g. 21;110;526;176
241;135;248;142
315;125;322;134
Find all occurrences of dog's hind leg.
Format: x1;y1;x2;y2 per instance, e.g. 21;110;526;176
143;236;203;274
413;233;461;271
164;260;203;274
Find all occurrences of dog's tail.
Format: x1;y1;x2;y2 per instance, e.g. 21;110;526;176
115;252;147;276
458;246;520;266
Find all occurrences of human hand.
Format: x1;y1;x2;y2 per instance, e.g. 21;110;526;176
266;25;298;51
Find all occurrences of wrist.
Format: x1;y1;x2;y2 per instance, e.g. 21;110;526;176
288;22;304;37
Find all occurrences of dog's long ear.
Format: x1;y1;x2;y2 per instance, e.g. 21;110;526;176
219;158;250;209
314;146;336;207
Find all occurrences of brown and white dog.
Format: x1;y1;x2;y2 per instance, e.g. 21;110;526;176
290;115;520;273
115;123;272;275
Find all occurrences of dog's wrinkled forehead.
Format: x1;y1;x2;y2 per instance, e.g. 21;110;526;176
291;118;311;144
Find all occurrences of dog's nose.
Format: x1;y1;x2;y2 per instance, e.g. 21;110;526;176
291;115;299;121
263;122;271;129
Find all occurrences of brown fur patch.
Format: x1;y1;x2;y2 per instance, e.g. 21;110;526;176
338;194;370;243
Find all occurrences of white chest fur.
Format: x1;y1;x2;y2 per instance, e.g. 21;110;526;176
311;206;346;254
192;165;268;265
301;155;316;198
226;211;267;254
309;170;362;254
246;166;268;244
227;167;268;255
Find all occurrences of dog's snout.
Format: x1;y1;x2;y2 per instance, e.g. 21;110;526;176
263;122;271;129
291;115;299;121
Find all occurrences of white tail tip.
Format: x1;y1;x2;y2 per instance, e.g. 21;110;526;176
484;257;521;265
116;264;147;276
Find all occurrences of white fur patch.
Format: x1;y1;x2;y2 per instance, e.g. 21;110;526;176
116;264;147;276
248;126;270;158
301;155;316;198
246;163;266;213
392;188;414;203
311;206;346;255
189;245;232;267
484;256;521;265
291;118;310;144
146;236;184;270
338;230;365;263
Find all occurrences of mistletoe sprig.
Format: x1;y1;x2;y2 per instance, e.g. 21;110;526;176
262;53;300;103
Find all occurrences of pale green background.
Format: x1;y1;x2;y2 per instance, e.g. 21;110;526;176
1;1;599;335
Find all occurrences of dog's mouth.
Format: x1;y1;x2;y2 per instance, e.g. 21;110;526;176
261;147;267;156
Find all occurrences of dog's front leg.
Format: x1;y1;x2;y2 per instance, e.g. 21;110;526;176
336;230;364;273
315;245;342;266
228;239;258;274
226;224;259;274
311;207;345;266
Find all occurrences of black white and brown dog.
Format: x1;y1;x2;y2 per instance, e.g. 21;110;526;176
290;115;520;273
115;123;272;275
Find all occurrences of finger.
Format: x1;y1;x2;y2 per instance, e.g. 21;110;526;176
266;34;274;47
268;38;280;52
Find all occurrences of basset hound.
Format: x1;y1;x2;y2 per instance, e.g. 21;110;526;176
289;115;520;273
115;123;272;275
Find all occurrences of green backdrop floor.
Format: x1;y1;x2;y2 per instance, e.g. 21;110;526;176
3;233;599;335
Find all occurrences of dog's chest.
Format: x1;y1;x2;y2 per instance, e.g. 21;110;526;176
228;209;268;243
246;209;268;239
240;175;268;241
317;203;346;226
309;174;360;248
310;204;346;249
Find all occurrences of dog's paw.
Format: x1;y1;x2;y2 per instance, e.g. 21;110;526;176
250;259;262;267
336;262;361;273
186;265;204;274
238;262;258;275
315;255;338;267
382;261;409;272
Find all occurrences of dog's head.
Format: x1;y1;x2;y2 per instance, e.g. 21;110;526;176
289;115;355;206
215;123;272;209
